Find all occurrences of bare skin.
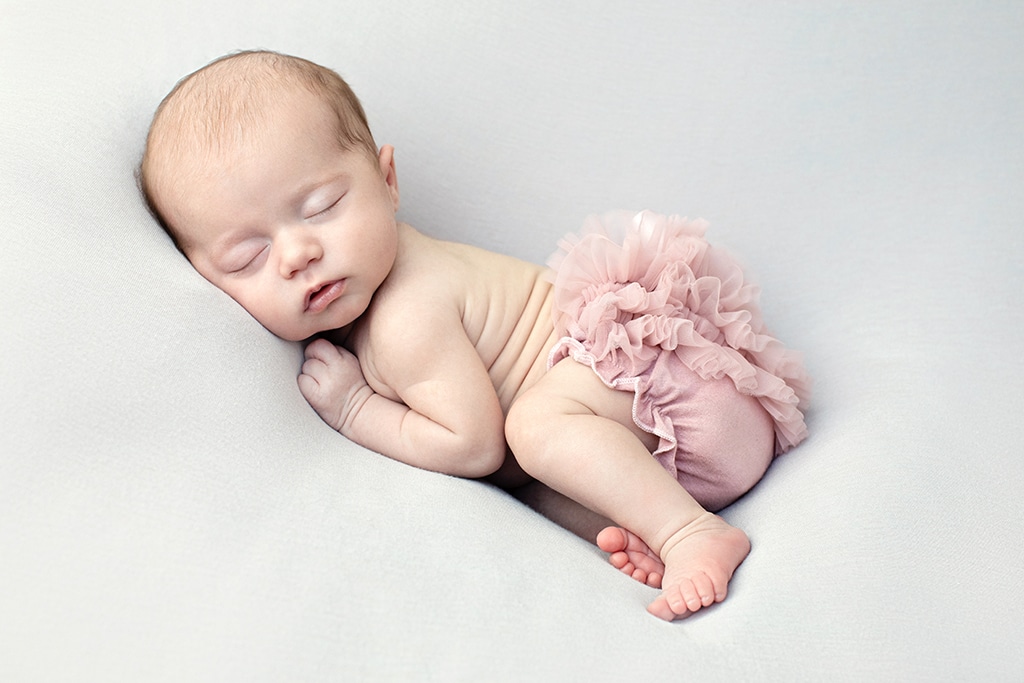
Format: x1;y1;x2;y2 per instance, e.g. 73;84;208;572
597;526;666;588
144;52;755;620
599;520;750;617
503;357;751;619
301;231;753;620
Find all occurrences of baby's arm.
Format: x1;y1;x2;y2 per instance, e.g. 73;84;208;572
298;312;506;478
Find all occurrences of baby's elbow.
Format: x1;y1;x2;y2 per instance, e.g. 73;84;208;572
456;431;507;479
432;405;506;478
440;421;503;475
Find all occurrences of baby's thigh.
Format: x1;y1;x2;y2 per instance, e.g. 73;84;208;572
511;358;659;453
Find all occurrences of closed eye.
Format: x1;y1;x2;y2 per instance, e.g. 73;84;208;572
226;244;269;274
308;195;343;220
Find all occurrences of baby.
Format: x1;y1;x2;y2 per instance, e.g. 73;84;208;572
139;50;809;621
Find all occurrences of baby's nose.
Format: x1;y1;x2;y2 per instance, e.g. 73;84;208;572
279;230;322;277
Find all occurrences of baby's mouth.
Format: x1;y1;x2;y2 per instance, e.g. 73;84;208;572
305;280;346;313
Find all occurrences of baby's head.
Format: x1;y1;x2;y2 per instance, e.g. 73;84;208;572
140;50;377;252
139;51;401;341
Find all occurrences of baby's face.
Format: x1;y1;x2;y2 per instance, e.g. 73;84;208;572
158;90;400;341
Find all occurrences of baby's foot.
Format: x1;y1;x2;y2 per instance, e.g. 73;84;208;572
596;526;665;588
645;513;751;621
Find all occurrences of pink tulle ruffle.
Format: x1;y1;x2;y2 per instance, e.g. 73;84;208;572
547;211;810;455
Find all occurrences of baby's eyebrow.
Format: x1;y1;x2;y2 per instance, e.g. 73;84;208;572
295;172;344;196
208;230;255;260
294;175;347;210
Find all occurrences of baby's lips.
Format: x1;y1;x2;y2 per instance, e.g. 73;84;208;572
306;279;346;313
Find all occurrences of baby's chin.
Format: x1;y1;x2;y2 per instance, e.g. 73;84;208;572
254;319;320;343
266;319;354;345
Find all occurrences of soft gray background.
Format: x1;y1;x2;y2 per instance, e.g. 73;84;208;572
2;1;1022;680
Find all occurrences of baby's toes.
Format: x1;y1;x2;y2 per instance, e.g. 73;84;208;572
690;572;717;608
608;552;662;587
651;586;695;621
646;593;682;621
596;527;629;554
677;581;706;614
607;550;631;571
659;577;712;617
629;565;649;585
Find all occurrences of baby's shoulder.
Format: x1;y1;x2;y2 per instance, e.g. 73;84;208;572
383;223;516;306
375;227;466;309
361;222;543;340
354;228;466;345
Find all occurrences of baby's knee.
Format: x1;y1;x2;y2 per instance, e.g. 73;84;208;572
504;392;548;469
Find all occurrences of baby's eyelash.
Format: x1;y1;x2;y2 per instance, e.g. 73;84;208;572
310;196;343;219
229;245;268;273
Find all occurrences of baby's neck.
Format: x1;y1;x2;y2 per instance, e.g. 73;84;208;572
320;325;354;347
316;222;417;348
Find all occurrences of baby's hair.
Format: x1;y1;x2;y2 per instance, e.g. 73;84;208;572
137;50;377;252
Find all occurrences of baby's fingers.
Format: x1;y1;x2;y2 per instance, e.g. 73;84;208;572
297;343;351;430
298;340;341;399
296;370;321;398
304;337;344;363
298;357;330;399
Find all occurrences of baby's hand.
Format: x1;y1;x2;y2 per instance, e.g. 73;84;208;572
298;338;372;433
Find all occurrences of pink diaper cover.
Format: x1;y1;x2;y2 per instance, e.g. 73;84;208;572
546;211;810;507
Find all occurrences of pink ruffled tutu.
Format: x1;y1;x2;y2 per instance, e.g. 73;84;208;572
547;211;810;486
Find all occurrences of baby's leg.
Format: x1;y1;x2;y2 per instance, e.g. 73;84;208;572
514;480;614;544
516;482;666;588
506;360;751;620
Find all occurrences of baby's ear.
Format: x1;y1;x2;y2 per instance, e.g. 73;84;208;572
378;145;400;211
